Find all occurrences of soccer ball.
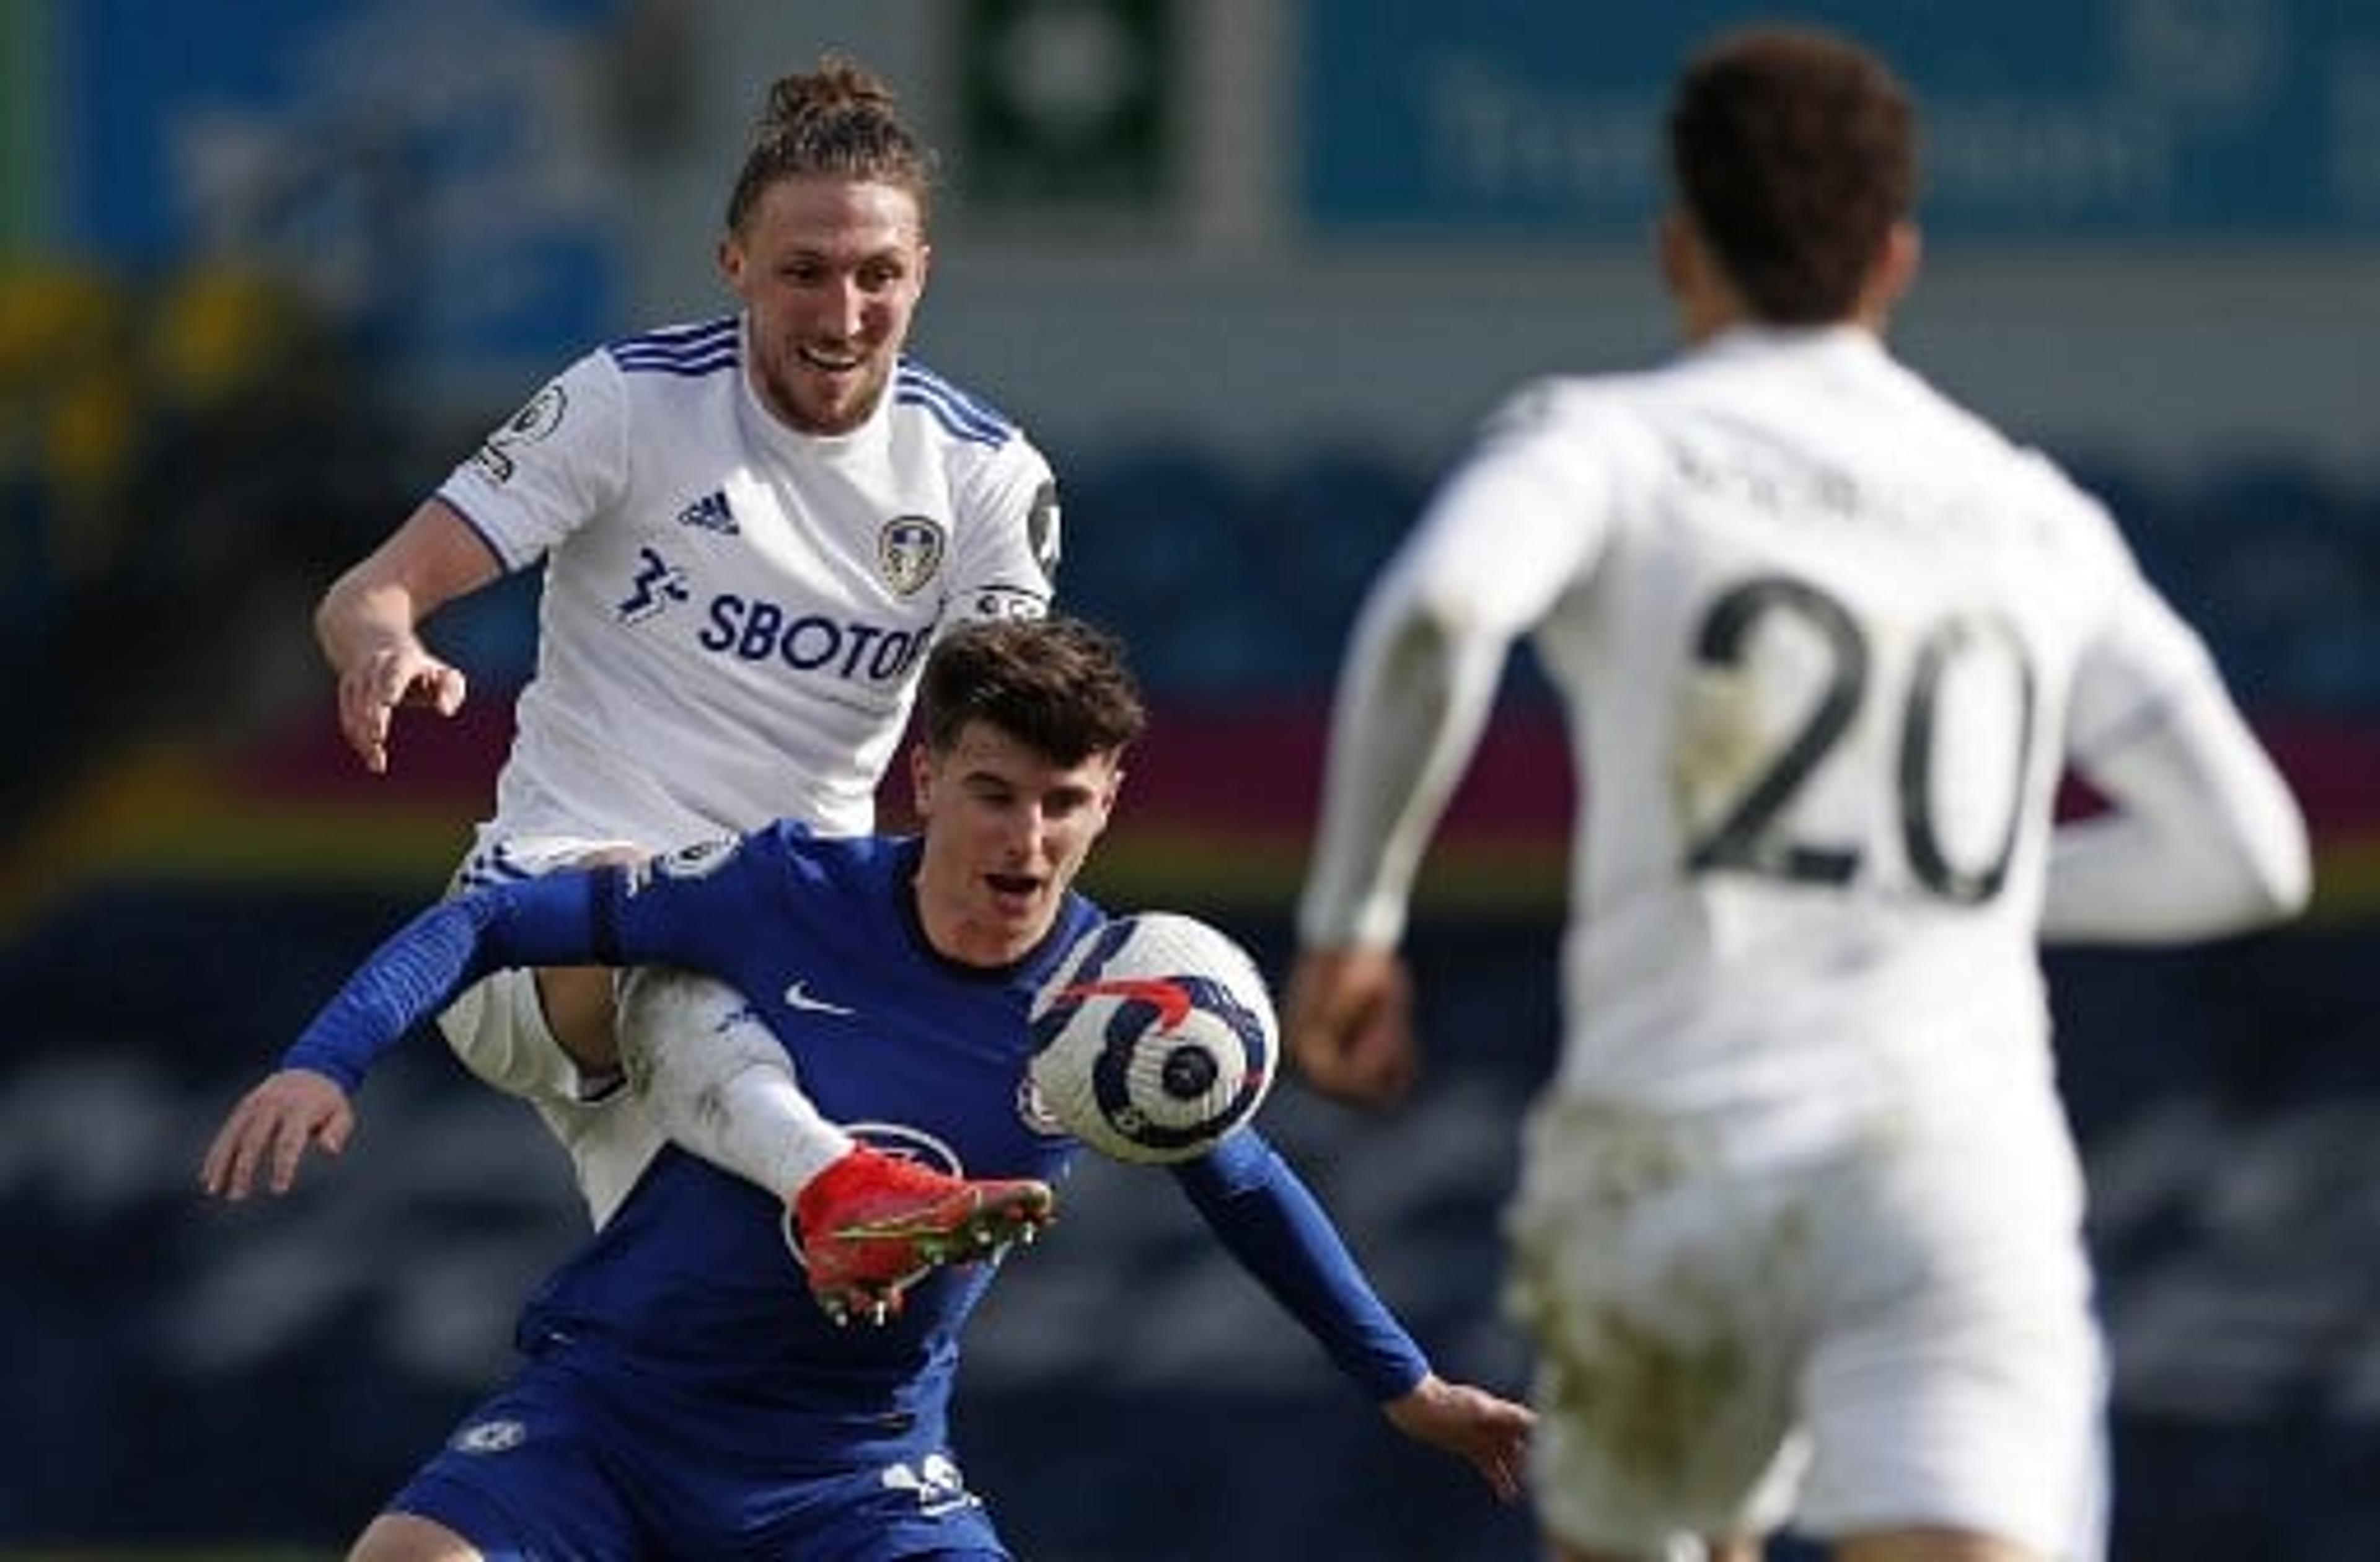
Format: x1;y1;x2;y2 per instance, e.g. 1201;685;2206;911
1028;912;1277;1164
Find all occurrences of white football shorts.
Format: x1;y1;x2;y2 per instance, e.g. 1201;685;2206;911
1505;1092;2106;1560
436;833;664;1228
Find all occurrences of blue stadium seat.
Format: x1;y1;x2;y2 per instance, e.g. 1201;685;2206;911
2058;451;2198;604
2183;460;2375;710
1255;447;1430;689
1060;443;1297;694
427;565;543;687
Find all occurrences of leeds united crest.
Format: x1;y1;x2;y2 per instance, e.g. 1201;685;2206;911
879;516;946;597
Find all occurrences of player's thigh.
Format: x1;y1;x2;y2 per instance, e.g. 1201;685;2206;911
350;1512;480;1562
533;963;628;1069
1505;1098;1811;1554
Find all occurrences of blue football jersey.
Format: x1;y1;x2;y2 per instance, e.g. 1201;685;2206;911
511;826;1094;1427
280;819;1432;1457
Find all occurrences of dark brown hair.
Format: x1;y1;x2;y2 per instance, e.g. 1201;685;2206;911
919;617;1147;764
725;55;937;233
1667;26;1916;323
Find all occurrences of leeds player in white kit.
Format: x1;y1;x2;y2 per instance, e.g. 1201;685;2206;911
1286;27;2311;1562
264;58;1059;1320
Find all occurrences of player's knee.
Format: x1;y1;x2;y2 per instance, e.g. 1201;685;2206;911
349;1511;480;1561
1833;1528;2040;1562
615;966;784;1090
534;964;626;1073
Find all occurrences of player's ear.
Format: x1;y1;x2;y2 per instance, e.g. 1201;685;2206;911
1655;208;1696;299
1869;219;1921;316
1080;761;1124;844
717;232;746;293
907;740;937;818
1661;208;1754;340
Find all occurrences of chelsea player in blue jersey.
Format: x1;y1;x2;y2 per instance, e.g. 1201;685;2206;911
202;616;1533;1561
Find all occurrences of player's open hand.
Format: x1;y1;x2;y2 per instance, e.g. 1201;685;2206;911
1282;945;1417;1108
200;1068;356;1199
340;641;467;774
1382;1372;1535;1503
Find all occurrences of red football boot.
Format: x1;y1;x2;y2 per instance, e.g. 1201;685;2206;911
794;1146;1055;1326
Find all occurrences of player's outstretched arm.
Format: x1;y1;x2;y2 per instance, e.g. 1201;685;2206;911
198;873;615;1209
1175;1134;1532;1500
200;1067;354;1199
316;498;499;774
1382;1371;1535;1503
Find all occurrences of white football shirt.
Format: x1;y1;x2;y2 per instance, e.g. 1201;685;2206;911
436;314;1059;855
1301;325;2279;1139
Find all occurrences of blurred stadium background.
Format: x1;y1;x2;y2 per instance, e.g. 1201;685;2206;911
2;1;2376;1558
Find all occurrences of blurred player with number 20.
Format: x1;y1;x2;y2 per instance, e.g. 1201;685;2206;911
1287;25;2311;1562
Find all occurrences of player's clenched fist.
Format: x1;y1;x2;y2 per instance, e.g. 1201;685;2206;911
200;1067;355;1199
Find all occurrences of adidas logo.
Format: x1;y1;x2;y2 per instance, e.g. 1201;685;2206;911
675;490;738;534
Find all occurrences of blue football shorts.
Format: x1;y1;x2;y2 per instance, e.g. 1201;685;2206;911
384;1346;1011;1561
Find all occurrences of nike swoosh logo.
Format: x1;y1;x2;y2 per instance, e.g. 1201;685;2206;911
1057;977;1191;1030
783;980;857;1017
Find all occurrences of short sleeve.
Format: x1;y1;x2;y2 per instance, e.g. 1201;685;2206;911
947;433;1060;623
434;349;630;570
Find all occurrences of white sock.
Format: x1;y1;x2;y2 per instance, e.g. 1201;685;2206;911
614;966;854;1199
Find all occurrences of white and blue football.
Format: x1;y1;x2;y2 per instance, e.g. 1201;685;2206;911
1028;912;1277;1165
